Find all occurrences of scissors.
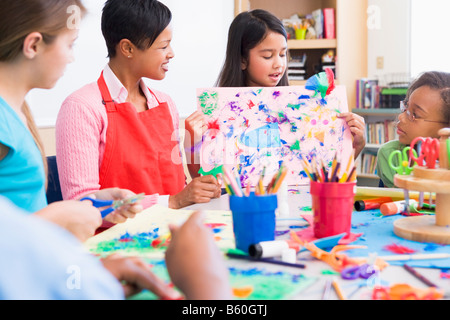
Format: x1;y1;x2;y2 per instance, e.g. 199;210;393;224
409;137;440;169
81;193;145;218
388;147;417;175
341;263;378;280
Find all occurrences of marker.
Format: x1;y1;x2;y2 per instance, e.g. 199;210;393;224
248;240;300;259
354;197;393;211
226;252;306;269
380;200;417;216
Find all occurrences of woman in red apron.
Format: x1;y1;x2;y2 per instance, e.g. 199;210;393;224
56;0;221;218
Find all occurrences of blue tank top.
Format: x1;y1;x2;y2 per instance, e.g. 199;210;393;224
0;97;47;213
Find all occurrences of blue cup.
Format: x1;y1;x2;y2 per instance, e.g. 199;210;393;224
229;192;278;253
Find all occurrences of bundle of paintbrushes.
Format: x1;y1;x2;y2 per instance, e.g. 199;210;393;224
300;151;356;183
223;164;288;197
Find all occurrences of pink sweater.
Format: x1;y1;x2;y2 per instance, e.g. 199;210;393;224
55;67;181;209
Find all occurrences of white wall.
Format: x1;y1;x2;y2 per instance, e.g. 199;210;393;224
367;0;411;85
410;0;450;77
28;0;234;127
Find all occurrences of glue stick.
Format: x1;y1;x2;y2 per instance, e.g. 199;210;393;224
248;240;300;259
380;200;417;216
354;197;393;211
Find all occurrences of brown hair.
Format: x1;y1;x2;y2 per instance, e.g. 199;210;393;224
0;0;86;188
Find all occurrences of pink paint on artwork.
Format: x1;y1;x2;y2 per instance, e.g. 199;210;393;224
383;243;416;254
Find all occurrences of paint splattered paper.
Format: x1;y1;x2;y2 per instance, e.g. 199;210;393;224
84;204;317;300
197;85;353;187
84;205;235;258
128;258;317;300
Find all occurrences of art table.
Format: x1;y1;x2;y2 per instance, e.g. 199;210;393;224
84;187;450;300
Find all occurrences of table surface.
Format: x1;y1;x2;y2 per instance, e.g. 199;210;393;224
185;191;450;300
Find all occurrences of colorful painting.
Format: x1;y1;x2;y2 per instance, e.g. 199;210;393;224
128;258;316;300
84;205;235;258
84;204;316;300
197;85;353;187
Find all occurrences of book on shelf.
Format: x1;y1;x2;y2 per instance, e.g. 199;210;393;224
366;120;399;145
356;79;409;110
379;87;407;109
356;78;380;109
323;8;335;39
312;9;324;39
358;151;378;176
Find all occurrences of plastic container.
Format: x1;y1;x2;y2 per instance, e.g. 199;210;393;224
229;192;278;253
295;28;307;40
310;180;356;238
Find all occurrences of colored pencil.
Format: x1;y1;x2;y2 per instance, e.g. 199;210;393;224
330;162;341;183
223;167;242;196
226;253;306;269
346;166;356;182
322;279;332;300
332;279;347;300
257;167;266;195
271;167;288;193
403;264;438;288
375;253;450;261
321;159;328;182
339;150;355;182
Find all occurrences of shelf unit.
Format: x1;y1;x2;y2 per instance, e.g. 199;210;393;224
234;0;368;108
352;108;400;186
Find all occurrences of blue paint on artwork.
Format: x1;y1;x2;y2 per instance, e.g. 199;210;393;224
258;103;269;113
239;123;281;148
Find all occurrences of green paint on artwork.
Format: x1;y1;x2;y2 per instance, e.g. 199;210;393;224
198;91;219;116
287;103;301;110
89;230;165;257
128;258;316;300
290;141;301;151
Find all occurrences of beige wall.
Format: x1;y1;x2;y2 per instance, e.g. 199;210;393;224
39;127;56;157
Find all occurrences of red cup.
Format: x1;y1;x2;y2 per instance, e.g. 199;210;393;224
310;180;356;238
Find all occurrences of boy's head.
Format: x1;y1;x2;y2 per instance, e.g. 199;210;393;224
398;71;450;145
101;0;172;58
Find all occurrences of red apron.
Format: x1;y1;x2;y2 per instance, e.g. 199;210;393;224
97;72;185;196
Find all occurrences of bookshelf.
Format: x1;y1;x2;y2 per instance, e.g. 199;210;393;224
352;108;400;186
234;0;368;108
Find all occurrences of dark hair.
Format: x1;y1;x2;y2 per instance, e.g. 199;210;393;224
101;0;172;58
215;9;289;87
406;71;450;125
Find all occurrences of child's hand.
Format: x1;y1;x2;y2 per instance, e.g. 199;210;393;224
337;112;366;159
184;110;206;147
165;211;232;299
89;188;144;224
168;175;221;209
184;111;205;178
35;200;103;242
101;254;181;299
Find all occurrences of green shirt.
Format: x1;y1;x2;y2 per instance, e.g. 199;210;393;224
376;140;407;188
